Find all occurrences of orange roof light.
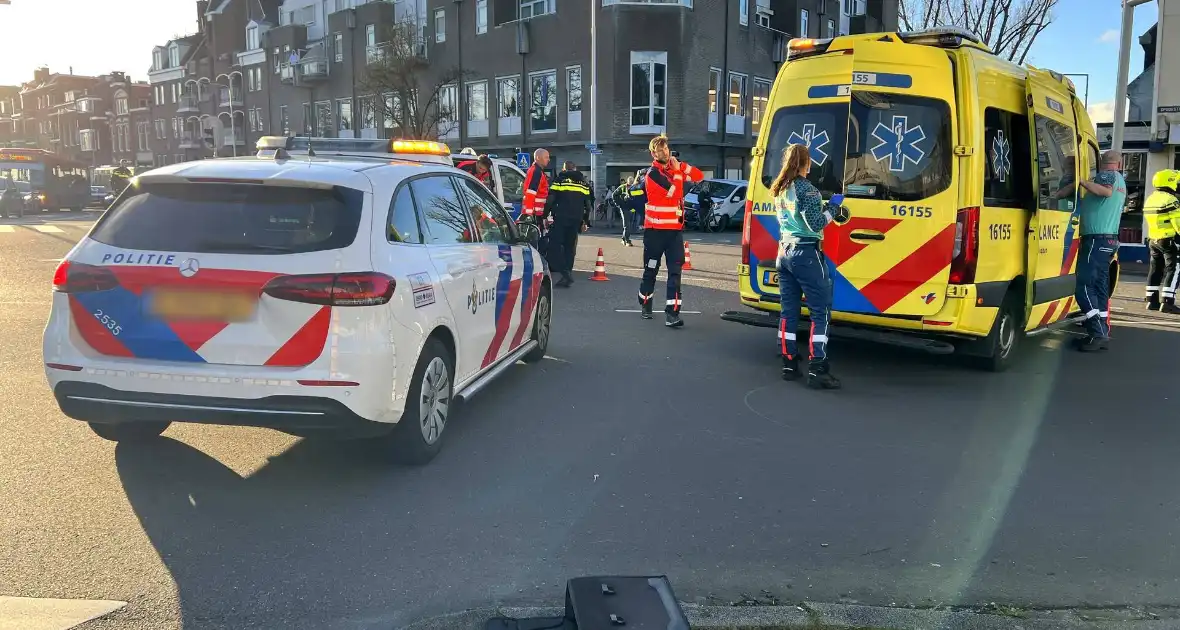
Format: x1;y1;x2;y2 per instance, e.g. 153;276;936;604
788;38;817;51
391;140;451;156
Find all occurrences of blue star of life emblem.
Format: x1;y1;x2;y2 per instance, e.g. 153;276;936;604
788;123;831;166
870;115;926;173
990;129;1011;183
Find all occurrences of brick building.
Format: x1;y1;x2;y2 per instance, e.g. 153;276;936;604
0;86;21;147
423;0;898;192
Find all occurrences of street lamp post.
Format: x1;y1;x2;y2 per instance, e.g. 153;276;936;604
589;0;597;196
1113;0;1155;152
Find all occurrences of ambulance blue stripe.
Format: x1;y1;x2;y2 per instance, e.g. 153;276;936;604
494;244;514;321
871;73;914;88
807;85;846;99
71;288;206;363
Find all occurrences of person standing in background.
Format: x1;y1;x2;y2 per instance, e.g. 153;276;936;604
637;135;703;328
521;149;551;223
1143;169;1180;313
544;161;593;288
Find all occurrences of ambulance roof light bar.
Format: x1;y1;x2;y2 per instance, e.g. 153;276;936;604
254;136;453;163
897;27;984;49
786;36;835;60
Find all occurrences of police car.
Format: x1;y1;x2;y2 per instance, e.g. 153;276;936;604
43;136;551;464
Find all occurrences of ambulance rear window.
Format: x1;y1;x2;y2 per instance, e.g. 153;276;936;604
90;182;364;254
760;93;952;202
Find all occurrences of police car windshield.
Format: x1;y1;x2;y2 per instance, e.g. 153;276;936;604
760;93;953;202
89;182;364;255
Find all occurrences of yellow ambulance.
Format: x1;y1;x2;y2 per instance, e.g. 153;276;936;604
724;27;1113;371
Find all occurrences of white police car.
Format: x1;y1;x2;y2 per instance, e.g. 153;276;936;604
43;137;551;464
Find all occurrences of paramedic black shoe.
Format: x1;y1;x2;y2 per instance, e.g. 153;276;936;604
1071;336;1109;352
1147;301;1162;311
781;355;802;381
1161;302;1180;315
556;274;572;288
640;300;653;319
806;360;842;390
665;313;684;328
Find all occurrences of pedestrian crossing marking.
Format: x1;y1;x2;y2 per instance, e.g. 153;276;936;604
32;226;64;233
0;596;126;630
0;226;13;233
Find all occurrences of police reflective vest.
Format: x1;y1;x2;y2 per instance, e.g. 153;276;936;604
627;172;647;213
545;171;592;226
522;164;550;218
643;160;703;230
1144;189;1180;240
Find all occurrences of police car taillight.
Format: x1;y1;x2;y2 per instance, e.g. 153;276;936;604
263;272;396;306
741;199;754;265
53;261;119;293
949;206;980;284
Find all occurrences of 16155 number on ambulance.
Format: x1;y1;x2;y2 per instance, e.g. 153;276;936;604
723;27;1115;371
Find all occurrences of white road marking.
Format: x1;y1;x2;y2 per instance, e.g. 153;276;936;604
31;225;64;233
0;226;13;233
0;596;126;630
614;309;703;314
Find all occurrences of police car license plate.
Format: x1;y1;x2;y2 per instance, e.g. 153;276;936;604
762;270;779;286
149;290;257;322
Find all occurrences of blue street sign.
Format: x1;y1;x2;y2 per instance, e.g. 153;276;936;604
585;143;598;151
516;152;530;169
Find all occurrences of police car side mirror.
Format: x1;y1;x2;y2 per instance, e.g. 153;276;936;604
518;222;541;245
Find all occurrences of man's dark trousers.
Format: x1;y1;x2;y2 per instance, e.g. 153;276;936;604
1075;234;1118;339
638;228;684;314
547;221;580;276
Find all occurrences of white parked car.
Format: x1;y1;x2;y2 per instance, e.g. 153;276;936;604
683;178;749;231
450;153;528;220
43;137;552;464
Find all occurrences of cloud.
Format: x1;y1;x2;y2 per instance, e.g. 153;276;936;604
1088;101;1115;123
1098;29;1119;43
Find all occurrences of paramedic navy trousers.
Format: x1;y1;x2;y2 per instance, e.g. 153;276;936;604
1146;237;1178;304
638;228;684;314
1075;234;1117;339
777;241;832;361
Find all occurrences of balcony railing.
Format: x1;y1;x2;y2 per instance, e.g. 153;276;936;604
301;60;329;81
280;64;296;85
221;132;245;146
178;132;202;149
366;45;387;65
218;89;243;108
177;95;199;112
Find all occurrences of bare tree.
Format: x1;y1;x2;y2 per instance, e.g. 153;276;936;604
898;0;1057;64
357;22;465;140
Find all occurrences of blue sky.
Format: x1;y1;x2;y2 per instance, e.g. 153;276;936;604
1026;0;1159;124
0;0;1161;125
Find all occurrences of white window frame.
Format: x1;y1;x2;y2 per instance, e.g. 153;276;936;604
601;0;692;6
334;33;344;62
727;72;747;117
496;75;522;119
337;98;353;132
826;19;835;38
466;81;488;122
629;51;667;135
168;44;180;67
800;9;809;37
739;0;748;26
476;0;488;34
247;25;260;50
528;69;558;134
116;96;129;115
708;67;722;132
751;77;772;136
566;65;583;132
520;0;554;19
435;8;446;42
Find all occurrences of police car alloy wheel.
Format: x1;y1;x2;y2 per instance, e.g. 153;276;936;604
523;286;551;363
393;338;454;465
419;355;451;447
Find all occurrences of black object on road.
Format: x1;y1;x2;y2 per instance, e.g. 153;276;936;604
485;575;690;630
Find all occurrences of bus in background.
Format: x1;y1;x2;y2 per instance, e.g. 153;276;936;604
0;148;90;213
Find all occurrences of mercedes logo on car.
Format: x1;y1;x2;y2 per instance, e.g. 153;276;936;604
178;258;200;278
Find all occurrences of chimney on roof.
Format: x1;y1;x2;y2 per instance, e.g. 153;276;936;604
33;67;49;84
69;66;73;75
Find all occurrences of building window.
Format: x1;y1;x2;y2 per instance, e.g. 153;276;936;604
153;50;164;70
337;98;353;132
116;96;128;115
529;70;557;133
435;9;446;43
248;67;263;92
467;81;488;121
476;0;488;34
708;68;721;132
728;72;747;117
497;76;521;118
752;78;771;135
438;84;458;136
739;0;748;25
137;121;149;150
315;101;332;136
280;105;290;135
800;9;809;37
384;93;400;132
826;19;835;37
567;66;582;132
303;103;312;134
334;33;344;62
247;25;260;50
520;0;554;19
629;51;667;133
168;44;180;67
274;48;282;73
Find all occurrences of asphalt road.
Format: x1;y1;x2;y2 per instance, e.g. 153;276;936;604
2;217;1179;630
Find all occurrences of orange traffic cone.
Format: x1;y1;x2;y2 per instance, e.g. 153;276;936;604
682;241;694;270
589;247;610;281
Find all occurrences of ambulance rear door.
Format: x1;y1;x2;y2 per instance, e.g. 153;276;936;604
1022;69;1080;330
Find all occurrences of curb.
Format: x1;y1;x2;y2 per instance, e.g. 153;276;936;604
401;602;1179;630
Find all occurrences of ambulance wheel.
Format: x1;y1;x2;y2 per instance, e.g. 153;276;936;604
975;292;1022;372
88;421;170;442
522;283;552;363
391;338;453;465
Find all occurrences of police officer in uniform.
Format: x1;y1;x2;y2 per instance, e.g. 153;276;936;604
543;161;592;288
1143;169;1180;313
770;143;849;389
637;135;703;327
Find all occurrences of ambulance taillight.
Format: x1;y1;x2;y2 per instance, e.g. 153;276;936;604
741;199;753;265
949;206;980;284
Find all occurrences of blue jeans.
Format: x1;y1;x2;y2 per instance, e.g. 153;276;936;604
777;241;832;361
1075;234;1117;339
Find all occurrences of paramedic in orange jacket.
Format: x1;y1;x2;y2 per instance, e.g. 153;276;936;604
637;135;703;328
521;148;551;223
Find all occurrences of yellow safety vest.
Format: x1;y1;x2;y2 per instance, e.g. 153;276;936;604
1143;190;1180;240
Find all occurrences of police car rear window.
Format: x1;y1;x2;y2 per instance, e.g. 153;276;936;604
89;182;364;255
